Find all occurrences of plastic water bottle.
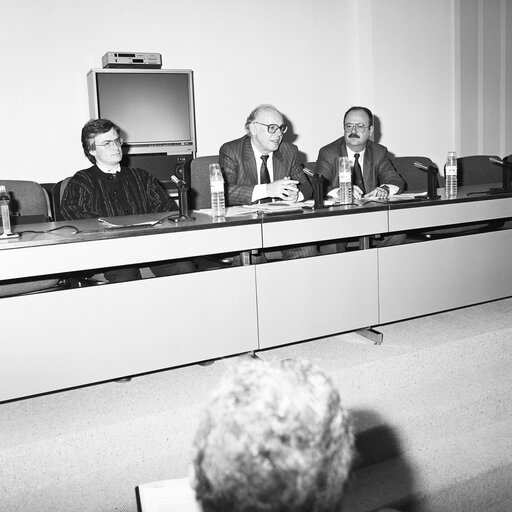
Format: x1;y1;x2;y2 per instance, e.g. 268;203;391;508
209;163;226;217
445;151;458;199
338;156;353;204
0;185;13;236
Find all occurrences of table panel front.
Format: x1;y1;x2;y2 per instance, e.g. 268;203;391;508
0;266;258;401
261;210;388;248
0;223;262;280
378;230;512;323
256;250;379;349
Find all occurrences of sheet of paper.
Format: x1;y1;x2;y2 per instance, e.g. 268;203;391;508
138;478;200;512
98;213;175;227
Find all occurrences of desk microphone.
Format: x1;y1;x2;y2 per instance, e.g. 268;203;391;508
171;175;187;188
413;161;440;199
302;165;326;209
170;175;194;221
489;157;512;169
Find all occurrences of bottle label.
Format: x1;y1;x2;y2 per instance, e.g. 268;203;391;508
445;165;457;177
211;181;224;193
339;170;351;184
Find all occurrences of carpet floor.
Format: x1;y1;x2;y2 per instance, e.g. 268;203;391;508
1;298;511;512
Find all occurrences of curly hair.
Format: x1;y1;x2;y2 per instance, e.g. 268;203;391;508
81;118;121;164
191;358;355;512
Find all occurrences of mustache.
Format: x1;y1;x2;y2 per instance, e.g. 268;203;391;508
348;133;360;139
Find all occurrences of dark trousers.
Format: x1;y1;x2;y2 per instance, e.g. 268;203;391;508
104;259;196;283
319;233;406;254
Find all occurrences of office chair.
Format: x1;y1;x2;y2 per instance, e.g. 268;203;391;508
0;180;64;297
51;177;71;221
4;179;53;224
391;156;440;192
457;154;502;187
189;155;219;210
187;156;239;267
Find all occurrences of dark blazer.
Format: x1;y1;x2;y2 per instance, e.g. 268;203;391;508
219;135;313;205
315;137;404;194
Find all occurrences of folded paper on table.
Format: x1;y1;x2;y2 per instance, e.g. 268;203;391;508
98;213;176;228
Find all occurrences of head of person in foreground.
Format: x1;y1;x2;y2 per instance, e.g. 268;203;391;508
191;358;355;512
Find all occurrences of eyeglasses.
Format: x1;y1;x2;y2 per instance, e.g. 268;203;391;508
253;122;288;134
95;137;123;149
344;123;369;133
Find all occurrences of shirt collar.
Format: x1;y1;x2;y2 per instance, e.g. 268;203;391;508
251;142;273;162
345;145;366;161
96;162;121;175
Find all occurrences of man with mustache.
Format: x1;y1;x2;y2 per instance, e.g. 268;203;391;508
315;106;406;249
219;104;317;260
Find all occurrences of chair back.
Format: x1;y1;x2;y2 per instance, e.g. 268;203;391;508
189;156;219;210
51;177;72;221
0;180;61;296
391;156;440;192
457;155;502;186
0;179;52;223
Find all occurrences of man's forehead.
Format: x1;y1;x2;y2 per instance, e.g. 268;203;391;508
256;108;283;124
345;110;370;123
95;128;118;141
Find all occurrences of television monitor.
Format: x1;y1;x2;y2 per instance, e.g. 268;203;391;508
87;69;196;156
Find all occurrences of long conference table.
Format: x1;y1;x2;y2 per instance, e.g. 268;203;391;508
1;184;512;401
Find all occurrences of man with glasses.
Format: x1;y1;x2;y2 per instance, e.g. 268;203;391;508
219;104;316;260
219;104;312;205
315;106;405;250
62;118;195;282
316;106;403;200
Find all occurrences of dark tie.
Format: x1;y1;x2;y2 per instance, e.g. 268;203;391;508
353;153;365;194
260;155;271;184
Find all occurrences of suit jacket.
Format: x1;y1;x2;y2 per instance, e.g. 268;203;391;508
219;135;313;205
315;137;404;194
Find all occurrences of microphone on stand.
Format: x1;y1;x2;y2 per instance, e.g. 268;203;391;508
413;161;440;199
171;175;194;221
302;165;326;209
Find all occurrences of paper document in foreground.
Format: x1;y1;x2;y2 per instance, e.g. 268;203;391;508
137;478;200;512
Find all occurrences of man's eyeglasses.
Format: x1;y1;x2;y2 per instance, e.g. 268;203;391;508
95;137;123;149
344;123;368;133
253;122;288;134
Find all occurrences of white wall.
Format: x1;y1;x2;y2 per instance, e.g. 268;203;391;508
355;0;456;167
457;0;512;159
0;0;509;184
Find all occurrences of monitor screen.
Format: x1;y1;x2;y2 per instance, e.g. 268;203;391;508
87;69;196;155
